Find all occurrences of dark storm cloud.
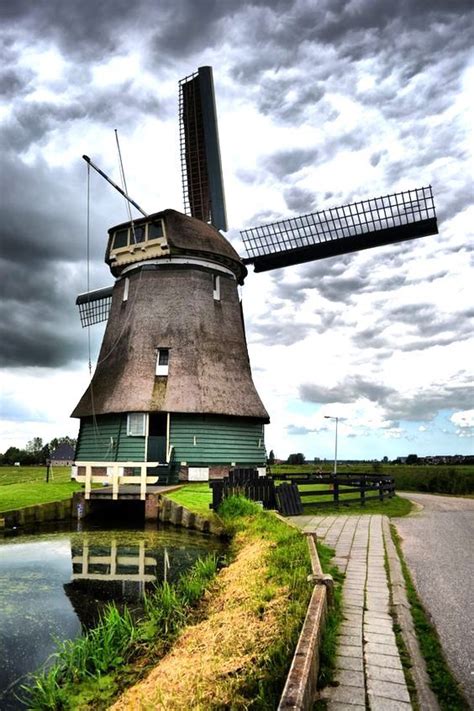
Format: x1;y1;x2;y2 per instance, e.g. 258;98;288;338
263;149;319;180
300;371;474;423
3;84;162;153
0;154;115;367
300;376;395;405
283;187;317;214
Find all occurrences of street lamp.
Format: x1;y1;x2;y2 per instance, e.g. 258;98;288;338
324;415;339;476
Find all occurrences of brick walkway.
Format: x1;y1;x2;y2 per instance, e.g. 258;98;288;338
290;514;412;710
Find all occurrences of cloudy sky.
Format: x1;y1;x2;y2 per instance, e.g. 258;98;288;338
1;0;473;460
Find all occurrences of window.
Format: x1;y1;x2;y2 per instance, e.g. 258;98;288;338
127;413;147;436
148;221;164;240
213;274;221;301
114;229;128;249
111;220;165;254
156;348;169;376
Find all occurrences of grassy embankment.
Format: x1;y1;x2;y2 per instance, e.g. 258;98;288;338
0;466;81;513
22;494;340;710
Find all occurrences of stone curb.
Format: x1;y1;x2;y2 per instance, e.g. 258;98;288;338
383;517;440;711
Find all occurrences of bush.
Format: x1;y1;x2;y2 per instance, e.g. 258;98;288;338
393;467;474;495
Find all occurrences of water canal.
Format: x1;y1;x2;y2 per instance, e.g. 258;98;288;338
0;518;225;710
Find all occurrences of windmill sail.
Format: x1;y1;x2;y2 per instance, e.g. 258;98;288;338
179;66;227;231
242;186;437;272
76;286;113;327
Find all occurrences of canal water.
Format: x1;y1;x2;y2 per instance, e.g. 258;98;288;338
0;519;225;710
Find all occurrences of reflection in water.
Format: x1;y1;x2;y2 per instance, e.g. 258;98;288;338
0;522;224;710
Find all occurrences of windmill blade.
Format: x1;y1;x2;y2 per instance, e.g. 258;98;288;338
76;286;113;327
179;66;227;232
242;186;438;272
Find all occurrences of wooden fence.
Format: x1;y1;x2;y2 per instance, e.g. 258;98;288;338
272;471;395;510
210;470;395;516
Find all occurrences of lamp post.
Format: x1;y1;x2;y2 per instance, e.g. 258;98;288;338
324;415;339;476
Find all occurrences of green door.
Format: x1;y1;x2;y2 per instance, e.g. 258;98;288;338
147;413;167;463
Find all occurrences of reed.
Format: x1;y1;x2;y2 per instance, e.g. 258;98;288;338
21;554;219;710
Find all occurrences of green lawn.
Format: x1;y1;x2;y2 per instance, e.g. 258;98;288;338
0;466;81;513
165;482;413;519
165;483;214;517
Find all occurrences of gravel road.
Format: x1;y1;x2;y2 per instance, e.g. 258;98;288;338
394;492;474;708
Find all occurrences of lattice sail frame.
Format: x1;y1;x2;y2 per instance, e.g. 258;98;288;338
242;186;437;272
179;66;227;231
76;286;113;327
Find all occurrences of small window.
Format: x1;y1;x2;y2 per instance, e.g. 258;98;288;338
131;225;145;244
127;413;147;436
213;274;221;301
156;348;169;376
148;221;164;240
113;228;129;249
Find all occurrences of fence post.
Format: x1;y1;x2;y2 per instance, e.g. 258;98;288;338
379;478;384;502
333;477;339;505
361;474;366;506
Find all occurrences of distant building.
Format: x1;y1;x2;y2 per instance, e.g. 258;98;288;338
49;443;75;466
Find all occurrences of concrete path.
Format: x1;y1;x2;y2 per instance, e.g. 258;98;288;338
290;514;412;710
395;493;474;707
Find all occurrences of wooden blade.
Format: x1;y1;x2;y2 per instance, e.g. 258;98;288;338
179;66;227;231
242;186;437;272
76;286;113;327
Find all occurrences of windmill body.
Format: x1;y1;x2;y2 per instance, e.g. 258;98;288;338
72;209;269;488
72;65;438;497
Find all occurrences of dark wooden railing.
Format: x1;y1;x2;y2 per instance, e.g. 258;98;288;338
271;471;395;510
209;470;395;516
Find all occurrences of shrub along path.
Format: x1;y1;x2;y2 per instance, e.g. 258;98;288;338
291;514;412;710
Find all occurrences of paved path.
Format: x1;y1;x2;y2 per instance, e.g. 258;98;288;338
395;493;474;707
290;514;412;710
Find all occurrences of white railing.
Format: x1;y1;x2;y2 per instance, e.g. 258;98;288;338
73;461;162;501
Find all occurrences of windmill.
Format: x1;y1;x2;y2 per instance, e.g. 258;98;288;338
72;66;438;499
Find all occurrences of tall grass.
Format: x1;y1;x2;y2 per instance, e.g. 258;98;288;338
22;554;219;710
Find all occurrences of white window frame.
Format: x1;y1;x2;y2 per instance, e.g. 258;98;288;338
111;220;166;256
127;412;147;437
213;274;221;301
156;348;169;376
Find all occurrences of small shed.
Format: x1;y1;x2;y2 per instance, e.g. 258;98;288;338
49;443;75;466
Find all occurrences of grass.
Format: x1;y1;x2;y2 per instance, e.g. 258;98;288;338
22;553;220;710
166;481;414;519
271;464;474;496
165;482;213;517
390;525;470;711
0;466;82;514
303;495;414;518
113;496;339;710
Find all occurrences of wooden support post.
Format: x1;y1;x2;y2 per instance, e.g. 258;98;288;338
85;465;92;500
140;464;147;501
112;466;119;500
333;477;339;505
361;474;366;506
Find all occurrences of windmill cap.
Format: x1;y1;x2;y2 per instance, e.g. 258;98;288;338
106;209;246;282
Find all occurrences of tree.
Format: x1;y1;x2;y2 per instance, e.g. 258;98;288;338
287;453;305;465
26;437;43;454
406;454;418;465
267;449;275;465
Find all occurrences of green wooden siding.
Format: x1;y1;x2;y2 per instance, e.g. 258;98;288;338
76;415;146;461
170;414;266;465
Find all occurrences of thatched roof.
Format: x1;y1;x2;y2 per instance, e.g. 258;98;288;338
72;266;269;422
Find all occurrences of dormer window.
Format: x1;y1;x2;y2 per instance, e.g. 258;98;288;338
156;348;169;376
111;219;165;254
